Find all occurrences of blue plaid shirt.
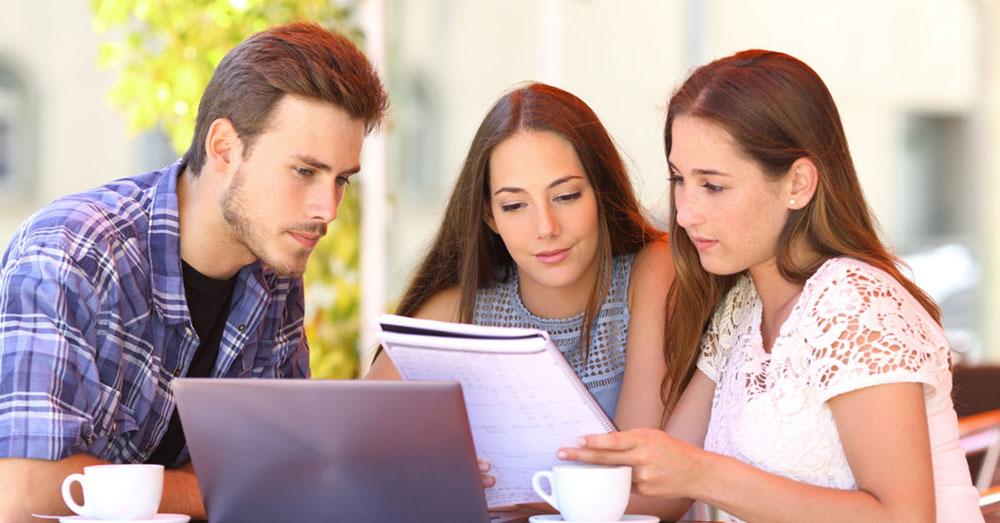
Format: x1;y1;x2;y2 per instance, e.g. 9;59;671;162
0;161;310;464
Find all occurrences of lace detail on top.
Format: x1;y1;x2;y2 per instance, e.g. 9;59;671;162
474;253;635;418
695;258;978;522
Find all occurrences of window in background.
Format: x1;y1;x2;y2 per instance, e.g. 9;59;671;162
899;113;971;244
393;72;441;193
0;63;32;201
899;112;983;361
0;117;9;181
135;126;179;174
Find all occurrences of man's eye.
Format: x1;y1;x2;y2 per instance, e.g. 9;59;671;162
336;176;351;187
295;167;315;178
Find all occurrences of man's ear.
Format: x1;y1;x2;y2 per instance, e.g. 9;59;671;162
204;118;243;176
787;157;819;210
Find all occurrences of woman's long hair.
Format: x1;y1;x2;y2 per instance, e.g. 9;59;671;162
397;82;662;363
660;50;941;413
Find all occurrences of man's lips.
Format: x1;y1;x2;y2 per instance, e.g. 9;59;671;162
534;248;570;264
289;231;322;249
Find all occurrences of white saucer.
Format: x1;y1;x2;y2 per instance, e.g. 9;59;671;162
59;514;191;523
528;515;658;523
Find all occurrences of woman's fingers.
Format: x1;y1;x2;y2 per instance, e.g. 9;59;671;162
558;445;635;466
558;430;663;466
581;430;642;451
477;458;495;488
480;473;496;488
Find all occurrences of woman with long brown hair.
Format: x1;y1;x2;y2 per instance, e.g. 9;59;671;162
561;50;981;522
368;82;672;431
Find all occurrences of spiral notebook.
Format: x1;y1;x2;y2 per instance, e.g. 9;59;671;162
376;314;616;507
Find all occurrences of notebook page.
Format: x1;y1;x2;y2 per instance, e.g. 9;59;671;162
386;342;612;507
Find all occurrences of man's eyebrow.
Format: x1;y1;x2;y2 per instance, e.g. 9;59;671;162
292;155;332;172
493;175;583;195
292;155;360;176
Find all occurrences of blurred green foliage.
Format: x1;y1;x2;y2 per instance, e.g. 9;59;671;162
92;0;364;378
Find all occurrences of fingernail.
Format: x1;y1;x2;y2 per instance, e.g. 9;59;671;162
478;461;489;471
557;450;567;459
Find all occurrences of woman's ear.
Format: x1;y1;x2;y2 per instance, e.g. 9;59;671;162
787;157;819;210
483;207;499;234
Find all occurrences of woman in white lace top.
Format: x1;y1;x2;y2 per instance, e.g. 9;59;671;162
560;50;982;522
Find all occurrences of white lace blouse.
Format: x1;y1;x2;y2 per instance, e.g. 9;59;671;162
696;257;981;522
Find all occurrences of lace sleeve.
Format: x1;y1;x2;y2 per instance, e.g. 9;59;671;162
798;260;950;403
695;310;724;383
696;277;751;383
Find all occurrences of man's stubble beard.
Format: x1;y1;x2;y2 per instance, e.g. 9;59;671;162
220;169;307;278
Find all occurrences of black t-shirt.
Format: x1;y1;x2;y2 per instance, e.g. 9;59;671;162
147;260;237;467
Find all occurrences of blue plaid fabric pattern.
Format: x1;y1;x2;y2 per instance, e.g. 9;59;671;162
0;161;309;464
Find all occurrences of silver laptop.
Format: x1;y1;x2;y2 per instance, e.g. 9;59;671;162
173;378;491;522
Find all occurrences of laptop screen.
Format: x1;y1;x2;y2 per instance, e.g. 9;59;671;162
173;378;490;522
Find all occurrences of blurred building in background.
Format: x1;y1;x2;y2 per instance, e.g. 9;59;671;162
1;0;997;369
380;0;997;368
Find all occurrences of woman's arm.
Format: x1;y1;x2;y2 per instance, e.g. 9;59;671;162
615;239;673;430
566;381;934;523
363;286;462;380
622;369;716;521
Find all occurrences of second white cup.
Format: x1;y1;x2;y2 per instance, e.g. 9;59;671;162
61;463;164;520
531;464;631;521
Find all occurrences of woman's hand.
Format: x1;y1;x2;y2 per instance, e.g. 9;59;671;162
478;457;496;488
557;428;705;499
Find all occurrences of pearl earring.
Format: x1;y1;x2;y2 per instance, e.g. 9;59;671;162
789;198;797;206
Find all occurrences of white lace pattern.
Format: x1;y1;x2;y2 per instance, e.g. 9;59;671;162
696;257;981;522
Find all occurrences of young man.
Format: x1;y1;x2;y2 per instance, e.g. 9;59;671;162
0;22;387;521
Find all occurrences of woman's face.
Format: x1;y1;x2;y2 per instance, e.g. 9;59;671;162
668;115;793;277
486;130;600;303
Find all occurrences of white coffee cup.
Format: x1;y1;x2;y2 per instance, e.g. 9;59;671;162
531;464;631;521
61;464;164;520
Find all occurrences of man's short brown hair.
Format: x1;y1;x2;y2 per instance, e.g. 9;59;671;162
183;22;388;175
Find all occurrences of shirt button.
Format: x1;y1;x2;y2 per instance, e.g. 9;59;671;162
184;325;193;337
173;368;181;377
237;324;246;332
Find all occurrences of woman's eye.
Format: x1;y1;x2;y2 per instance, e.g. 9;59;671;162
500;202;524;212
703;182;725;193
668;174;683;185
554;192;581;203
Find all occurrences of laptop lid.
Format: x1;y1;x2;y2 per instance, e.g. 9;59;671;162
173;378;490;523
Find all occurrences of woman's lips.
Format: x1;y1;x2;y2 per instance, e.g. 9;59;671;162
535;248;570;264
691;237;718;251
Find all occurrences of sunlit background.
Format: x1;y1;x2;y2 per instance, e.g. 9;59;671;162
1;0;997;378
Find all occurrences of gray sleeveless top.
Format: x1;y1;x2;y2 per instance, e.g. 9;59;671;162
473;253;635;419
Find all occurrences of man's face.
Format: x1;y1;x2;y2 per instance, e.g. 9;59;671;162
221;95;365;277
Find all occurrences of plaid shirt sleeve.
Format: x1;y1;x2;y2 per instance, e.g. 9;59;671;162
0;228;113;460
